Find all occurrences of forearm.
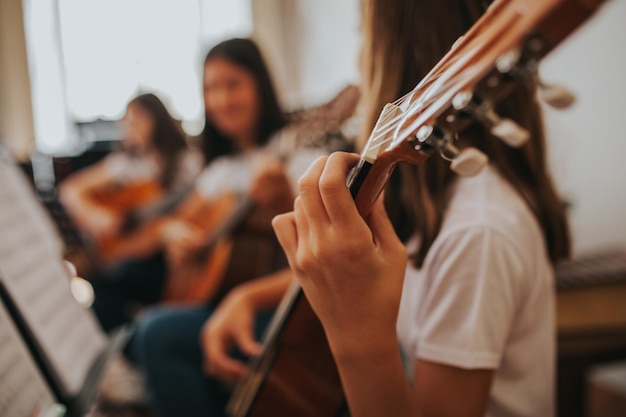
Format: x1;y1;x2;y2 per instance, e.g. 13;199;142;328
58;164;111;226
59;184;101;226
331;336;419;417
230;268;292;311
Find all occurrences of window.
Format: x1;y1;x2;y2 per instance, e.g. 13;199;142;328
23;0;252;154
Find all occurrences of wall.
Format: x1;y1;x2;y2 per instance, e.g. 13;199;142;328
0;0;34;160
252;0;361;109
285;0;361;108
541;0;626;254
250;0;294;108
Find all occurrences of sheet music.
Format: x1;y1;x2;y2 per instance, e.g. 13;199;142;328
0;162;107;398
0;298;56;417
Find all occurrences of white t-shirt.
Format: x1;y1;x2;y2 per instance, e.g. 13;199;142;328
102;149;203;191
396;165;556;417
195;131;325;199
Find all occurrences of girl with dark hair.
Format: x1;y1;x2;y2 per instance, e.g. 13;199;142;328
60;93;201;239
157;38;294;268
199;38;288;164
124;38;327;417
272;0;570;416
60;93;203;332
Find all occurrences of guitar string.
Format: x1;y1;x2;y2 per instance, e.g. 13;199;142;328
364;43;484;156
367;62;472;148
362;72;467;156
359;46;475;153
393;3;525;142
360;2;519;157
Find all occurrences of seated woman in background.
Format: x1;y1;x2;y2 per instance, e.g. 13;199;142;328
60;92;203;331
123;38;353;417
60;92;201;242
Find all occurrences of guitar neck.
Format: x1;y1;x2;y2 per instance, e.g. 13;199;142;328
346;159;390;217
124;184;194;230
199;195;256;255
347;142;430;217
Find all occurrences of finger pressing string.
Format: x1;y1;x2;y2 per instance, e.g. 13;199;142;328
272;212;298;266
297;155;330;230
318;152;362;227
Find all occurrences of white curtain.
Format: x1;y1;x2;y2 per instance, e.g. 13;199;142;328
23;0;252;154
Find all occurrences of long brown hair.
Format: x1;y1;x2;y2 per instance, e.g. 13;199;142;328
201;38;288;164
128;93;187;189
359;0;570;267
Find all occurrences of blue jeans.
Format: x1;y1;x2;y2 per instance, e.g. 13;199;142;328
127;305;272;417
91;253;167;332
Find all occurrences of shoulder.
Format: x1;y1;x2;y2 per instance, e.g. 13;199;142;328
418;165;551;322
194;151;258;199
438;165;544;268
102;151;129;170
177;147;204;166
175;148;205;176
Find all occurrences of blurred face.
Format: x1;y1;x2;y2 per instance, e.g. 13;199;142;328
203;57;260;146
121;102;155;152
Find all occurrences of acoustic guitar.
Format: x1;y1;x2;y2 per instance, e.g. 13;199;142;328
162;86;361;305
87;180;193;266
227;0;608;416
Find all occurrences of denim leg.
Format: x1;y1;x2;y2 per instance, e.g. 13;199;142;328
128;305;277;417
129;305;229;417
90;254;167;332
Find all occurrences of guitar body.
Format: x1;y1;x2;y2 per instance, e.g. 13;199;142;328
163;193;239;303
89;181;165;265
228;285;345;417
161;83;359;305
163;194;282;305
227;0;607;415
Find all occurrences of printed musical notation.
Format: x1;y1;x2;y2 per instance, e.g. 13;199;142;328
0;162;107;398
0;298;56;417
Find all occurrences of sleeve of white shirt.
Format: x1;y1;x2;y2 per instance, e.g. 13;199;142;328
170;150;204;191
414;225;526;370
194;156;252;200
101;152;128;180
285;147;327;192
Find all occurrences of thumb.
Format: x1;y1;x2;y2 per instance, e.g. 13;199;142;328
366;194;400;249
234;327;262;358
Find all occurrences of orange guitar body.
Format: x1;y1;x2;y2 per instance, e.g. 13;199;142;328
89;181;165;265
163;193;281;305
162;193;238;304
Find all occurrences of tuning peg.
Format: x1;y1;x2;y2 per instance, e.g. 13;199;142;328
536;80;576;109
438;139;488;177
415;124;488;176
452;91;529;148
495;48;522;74
496;48;576;110
450;147;489;177
486;111;530;147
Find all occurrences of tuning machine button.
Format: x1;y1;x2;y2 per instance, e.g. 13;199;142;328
450;147;488;177
526;61;576;109
496;48;522;74
495;48;576;109
452;91;529;148
535;76;576;109
415;124;487;177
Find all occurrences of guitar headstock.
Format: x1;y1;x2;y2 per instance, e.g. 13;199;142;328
349;0;606;216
